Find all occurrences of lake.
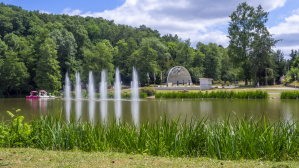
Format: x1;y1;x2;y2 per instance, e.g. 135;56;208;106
1;98;299;123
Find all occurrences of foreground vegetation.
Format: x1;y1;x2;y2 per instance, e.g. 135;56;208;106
1;111;298;161
1;148;297;168
155;91;269;99
280;91;299;99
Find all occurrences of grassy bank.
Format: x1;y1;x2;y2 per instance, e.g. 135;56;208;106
155;91;268;99
1;148;297;168
280;91;299;99
1;112;298;161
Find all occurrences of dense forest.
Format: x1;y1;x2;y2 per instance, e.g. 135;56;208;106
0;2;297;97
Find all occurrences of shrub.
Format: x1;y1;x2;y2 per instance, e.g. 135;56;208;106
140;87;156;96
281;91;299;99
53;90;61;97
155;91;268;99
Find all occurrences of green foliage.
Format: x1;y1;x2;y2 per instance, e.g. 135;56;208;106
140;87;156;96
82;40;115;85
228;2;278;85
104;92;147;99
52;90;61;97
155;91;268;99
0;109;33;146
0;49;30;95
1;113;299;160
50;29;79;81
280;91;299;99
34;38;61;91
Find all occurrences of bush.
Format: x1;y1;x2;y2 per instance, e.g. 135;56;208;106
155;91;268;99
140;87;156;96
281;91;299;99
53;90;61;97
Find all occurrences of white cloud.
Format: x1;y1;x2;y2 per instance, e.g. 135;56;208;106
40;10;51;14
270;8;299;56
270;9;299;35
61;0;286;47
62;8;82;16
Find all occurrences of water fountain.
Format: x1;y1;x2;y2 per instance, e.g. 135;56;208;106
64;72;71;99
114;68;121;100
131;67;139;101
75;72;82;100
100;70;107;100
88;71;95;100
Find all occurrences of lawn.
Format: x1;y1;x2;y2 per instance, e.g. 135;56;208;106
0;148;296;168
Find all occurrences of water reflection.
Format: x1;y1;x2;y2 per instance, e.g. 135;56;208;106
3;98;299;124
115;100;122;124
27;98;39;113
39;99;48;113
100;100;108;122
65;100;71;122
89;100;95;123
131;101;139;125
76;100;82;121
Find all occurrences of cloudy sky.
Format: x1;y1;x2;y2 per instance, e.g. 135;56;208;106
2;0;299;58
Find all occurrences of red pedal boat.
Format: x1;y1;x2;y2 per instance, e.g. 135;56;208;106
26;91;39;98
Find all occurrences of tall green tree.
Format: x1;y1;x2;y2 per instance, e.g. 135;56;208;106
0;50;29;96
131;44;158;84
228;2;255;85
82;40;115;85
50;29;79;81
34;38;61;91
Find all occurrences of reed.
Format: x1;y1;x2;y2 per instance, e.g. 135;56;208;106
155;91;268;99
280;91;299;99
1;111;298;161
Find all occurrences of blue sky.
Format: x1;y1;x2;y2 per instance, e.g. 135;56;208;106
1;0;299;57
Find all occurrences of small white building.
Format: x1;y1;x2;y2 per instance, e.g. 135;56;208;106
199;78;213;90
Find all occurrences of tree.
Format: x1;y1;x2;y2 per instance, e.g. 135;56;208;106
34;38;61;91
249;5;278;85
228;2;255;85
228;2;277;85
0;50;29;96
82;40;115;85
50;29;79;81
198;43;221;80
175;39;195;69
131;44;158;84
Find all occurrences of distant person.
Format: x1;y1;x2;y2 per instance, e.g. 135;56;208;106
257;82;259;88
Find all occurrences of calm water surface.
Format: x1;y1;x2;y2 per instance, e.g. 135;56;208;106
0;98;299;123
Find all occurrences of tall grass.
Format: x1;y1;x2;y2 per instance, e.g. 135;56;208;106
155;91;268;99
280;91;299;99
1;112;298;161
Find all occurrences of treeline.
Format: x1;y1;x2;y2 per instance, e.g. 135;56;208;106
0;3;290;97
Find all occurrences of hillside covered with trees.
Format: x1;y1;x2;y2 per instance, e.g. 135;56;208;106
0;2;295;97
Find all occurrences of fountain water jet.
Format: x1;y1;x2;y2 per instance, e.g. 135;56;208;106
64;72;71;99
131;67;139;101
75;72;82;100
114;68;121;100
88;71;95;100
100;70;107;100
